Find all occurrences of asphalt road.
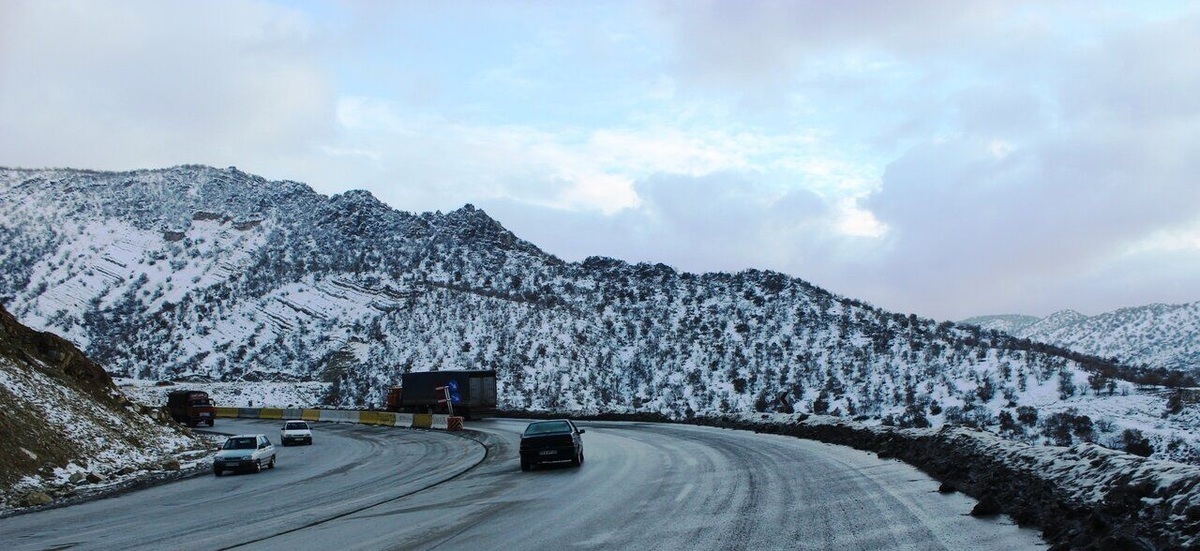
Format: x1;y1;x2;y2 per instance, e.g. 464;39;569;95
0;418;1046;550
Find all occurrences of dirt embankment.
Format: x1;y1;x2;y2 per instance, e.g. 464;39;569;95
0;305;121;493
0;305;207;512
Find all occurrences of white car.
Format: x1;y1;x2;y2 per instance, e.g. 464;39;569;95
213;434;276;475
280;420;313;446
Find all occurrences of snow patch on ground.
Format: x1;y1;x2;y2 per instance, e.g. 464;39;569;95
116;378;331;409
725;411;1200;550
0;360;213;516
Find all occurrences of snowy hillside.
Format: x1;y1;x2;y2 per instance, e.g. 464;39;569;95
1;165;1197;463
964;302;1200;378
0;305;211;512
957;314;1041;336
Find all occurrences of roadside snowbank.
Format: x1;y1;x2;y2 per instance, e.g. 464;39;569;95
0;360;215;516
717;413;1200;551
115;378;331;410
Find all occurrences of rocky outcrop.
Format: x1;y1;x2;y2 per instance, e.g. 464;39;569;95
0;305;117;405
0;305;207;513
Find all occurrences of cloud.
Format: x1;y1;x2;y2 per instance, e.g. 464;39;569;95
0;0;335;171
654;0;1021;98
860;9;1200;317
630;1;1200;318
322;94;869;220
482;170;851;277
3;0;1197;321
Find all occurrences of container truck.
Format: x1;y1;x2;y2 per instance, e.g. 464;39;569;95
385;370;497;420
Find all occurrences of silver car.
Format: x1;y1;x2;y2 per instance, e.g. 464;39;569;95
213;434;276;475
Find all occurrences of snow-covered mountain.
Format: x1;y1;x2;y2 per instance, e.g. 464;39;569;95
2;165;1196;462
956;314;1041;336
963;303;1200;378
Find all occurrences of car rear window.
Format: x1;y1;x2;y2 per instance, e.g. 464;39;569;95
224;437;256;450
285;422;308;430
524;421;571;435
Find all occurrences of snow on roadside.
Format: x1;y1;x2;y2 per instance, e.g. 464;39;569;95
728;412;1200;550
1036;390;1200;463
0;360;214;516
115;378;331;410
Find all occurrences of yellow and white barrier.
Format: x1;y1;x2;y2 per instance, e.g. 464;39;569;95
318;410;360;423
211;407;465;432
393;413;414;428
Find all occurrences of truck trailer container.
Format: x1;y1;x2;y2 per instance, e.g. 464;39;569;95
386;370;497;420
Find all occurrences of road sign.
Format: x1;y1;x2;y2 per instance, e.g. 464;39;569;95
435;385;455;416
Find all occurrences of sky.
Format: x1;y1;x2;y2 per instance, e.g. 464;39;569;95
2;0;1198;321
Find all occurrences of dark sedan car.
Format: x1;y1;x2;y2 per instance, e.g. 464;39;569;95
519;419;585;471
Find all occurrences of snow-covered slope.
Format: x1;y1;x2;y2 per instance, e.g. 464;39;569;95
964;303;1200;377
1;165;1196;463
958;314;1041;336
0;305;210;512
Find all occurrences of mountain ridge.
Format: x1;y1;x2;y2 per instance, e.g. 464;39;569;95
2;165;1196;463
964;302;1200;376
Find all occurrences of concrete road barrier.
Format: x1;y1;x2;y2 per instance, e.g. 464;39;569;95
412;413;433;429
319;410;361;424
431;414;449;430
208;406;464;433
360;411;398;426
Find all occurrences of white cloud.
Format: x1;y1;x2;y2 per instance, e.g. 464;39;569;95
2;0;1197;320
1127;220;1200;255
480;170;854;281
835;198;887;238
323;94;861;220
0;0;336;172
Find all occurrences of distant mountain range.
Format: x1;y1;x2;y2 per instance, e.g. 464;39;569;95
963;302;1200;376
0;165;1190;446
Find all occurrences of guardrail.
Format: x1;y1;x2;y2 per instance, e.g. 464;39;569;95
212;407;460;431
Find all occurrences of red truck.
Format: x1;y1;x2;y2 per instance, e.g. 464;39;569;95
166;390;216;427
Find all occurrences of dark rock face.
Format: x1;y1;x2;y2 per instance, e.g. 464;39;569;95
0;305;123;491
0;305;117;405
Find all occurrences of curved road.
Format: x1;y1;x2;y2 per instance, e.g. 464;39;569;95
0;418;1046;550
